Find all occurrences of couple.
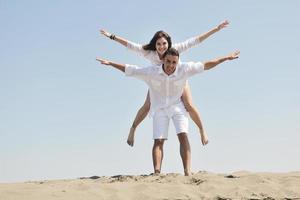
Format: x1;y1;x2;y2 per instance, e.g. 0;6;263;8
97;21;239;176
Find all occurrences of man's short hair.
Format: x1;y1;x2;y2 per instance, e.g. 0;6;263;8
162;47;179;58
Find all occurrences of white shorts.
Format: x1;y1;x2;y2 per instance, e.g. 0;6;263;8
153;103;189;139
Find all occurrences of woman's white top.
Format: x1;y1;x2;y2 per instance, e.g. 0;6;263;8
126;36;201;65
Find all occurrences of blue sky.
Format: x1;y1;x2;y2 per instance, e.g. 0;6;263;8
1;0;299;183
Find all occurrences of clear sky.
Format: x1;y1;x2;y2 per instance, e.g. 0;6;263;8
1;0;299;183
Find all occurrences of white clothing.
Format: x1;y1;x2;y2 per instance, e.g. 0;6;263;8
125;36;203;138
153;102;189;139
125;62;204;117
126;36;201;65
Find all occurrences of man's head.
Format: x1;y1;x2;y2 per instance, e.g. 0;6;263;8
162;48;179;75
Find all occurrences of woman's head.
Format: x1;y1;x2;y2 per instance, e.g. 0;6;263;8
143;31;172;55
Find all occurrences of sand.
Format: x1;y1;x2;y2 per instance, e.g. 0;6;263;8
0;171;300;200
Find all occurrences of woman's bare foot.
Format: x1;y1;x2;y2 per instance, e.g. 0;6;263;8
127;127;135;147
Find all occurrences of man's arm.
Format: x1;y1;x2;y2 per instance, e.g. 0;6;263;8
96;57;152;82
204;51;240;70
96;58;125;72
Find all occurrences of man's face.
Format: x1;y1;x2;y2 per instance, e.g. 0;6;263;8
163;54;179;75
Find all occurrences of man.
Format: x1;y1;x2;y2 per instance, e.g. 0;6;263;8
96;48;239;176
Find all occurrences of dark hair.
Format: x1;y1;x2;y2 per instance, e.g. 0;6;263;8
162;47;179;58
142;30;172;51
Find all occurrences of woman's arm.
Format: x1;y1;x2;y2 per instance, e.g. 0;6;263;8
174;20;229;53
100;29;146;55
197;20;229;43
100;29;128;47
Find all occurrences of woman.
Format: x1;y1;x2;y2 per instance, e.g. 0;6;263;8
100;20;229;147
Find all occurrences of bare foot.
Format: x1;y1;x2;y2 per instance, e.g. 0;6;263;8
184;170;191;176
154;169;161;175
200;130;209;146
127;127;135;147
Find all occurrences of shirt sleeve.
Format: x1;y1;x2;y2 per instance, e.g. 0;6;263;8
126;40;148;57
181;62;205;77
125;64;151;82
173;36;200;53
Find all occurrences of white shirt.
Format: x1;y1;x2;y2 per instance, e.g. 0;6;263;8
125;62;205;116
126;36;201;65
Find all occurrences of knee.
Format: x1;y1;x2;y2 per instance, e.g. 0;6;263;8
178;133;190;144
154;139;164;147
178;132;188;139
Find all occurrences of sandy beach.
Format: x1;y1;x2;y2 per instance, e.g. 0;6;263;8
0;171;299;200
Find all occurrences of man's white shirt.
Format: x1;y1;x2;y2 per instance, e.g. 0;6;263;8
125;62;204;116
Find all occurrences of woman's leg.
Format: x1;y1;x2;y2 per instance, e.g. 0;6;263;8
127;91;150;146
181;83;209;145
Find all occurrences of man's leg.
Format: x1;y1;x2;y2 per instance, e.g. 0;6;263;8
177;133;191;176
152;139;165;174
152;109;169;174
172;105;191;176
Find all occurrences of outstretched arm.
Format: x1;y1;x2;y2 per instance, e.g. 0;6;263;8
96;58;125;72
100;29;146;55
174;20;229;53
100;29;128;47
96;58;151;82
204;51;240;70
197;20;229;43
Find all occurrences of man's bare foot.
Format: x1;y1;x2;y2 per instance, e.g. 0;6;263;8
200;130;209;146
184;170;191;176
154;169;161;175
127;127;135;147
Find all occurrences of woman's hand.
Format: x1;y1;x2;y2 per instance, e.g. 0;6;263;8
100;29;111;38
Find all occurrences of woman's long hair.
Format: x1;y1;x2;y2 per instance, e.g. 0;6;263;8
142;31;172;51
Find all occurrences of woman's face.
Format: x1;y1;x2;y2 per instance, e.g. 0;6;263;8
155;37;169;55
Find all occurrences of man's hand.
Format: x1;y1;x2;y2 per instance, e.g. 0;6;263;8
96;58;125;72
96;58;110;65
227;51;240;60
217;20;229;30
